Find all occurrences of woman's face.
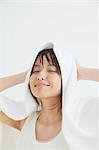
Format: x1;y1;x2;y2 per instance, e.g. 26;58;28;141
29;55;62;99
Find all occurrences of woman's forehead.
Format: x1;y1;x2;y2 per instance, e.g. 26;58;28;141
34;55;53;66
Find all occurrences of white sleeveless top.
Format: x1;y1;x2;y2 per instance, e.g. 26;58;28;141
15;111;70;150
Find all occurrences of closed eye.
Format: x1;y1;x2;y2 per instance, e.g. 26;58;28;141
48;69;56;72
33;70;40;73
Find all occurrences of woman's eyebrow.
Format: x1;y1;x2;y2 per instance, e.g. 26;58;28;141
49;64;57;66
34;64;55;67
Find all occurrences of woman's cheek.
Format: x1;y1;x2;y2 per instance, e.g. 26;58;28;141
49;75;61;87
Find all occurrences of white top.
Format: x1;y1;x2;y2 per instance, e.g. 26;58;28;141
0;97;97;150
15;111;70;150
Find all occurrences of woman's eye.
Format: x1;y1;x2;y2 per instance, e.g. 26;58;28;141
33;70;40;73
48;70;56;72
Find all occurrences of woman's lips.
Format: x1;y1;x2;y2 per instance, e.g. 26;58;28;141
34;83;50;87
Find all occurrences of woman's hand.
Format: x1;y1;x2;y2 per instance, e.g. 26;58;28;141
75;59;99;82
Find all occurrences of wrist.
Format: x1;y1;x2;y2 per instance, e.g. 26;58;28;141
77;65;84;81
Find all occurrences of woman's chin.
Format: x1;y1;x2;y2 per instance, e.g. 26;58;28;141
34;93;53;99
35;95;49;99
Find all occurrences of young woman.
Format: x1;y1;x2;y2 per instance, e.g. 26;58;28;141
0;43;98;150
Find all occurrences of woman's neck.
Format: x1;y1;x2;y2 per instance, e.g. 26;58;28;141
38;97;62;125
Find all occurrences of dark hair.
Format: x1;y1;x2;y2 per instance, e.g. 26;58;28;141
28;48;62;105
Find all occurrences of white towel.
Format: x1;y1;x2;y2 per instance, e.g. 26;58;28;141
0;42;97;149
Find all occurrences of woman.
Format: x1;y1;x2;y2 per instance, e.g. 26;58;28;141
0;43;98;150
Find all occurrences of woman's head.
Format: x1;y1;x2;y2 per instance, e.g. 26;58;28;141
28;48;62;104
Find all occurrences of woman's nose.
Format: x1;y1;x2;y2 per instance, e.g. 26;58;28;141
37;70;47;80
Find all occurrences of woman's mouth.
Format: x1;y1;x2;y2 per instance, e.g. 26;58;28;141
34;83;50;87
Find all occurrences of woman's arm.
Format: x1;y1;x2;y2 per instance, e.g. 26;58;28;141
76;62;99;82
0;70;28;92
